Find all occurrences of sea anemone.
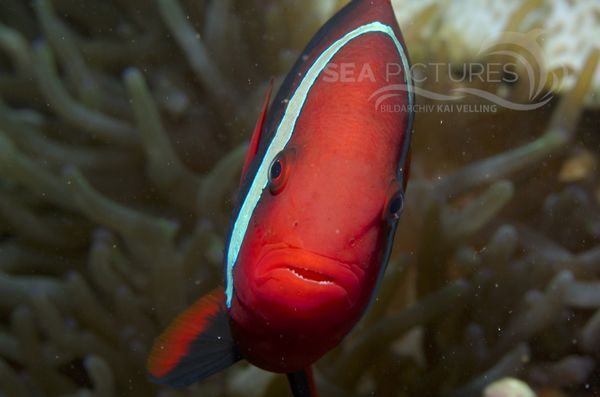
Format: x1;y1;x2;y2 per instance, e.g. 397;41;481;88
0;1;598;397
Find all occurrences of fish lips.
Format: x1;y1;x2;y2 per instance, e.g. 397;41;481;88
253;246;362;308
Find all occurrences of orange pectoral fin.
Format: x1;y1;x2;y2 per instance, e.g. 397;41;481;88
147;288;239;388
241;80;274;183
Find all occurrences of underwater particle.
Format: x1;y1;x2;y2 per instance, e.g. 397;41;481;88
483;378;536;397
558;150;597;183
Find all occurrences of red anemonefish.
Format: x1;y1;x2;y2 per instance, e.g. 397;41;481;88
148;0;414;396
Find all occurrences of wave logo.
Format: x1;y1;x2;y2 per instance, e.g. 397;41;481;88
370;30;569;111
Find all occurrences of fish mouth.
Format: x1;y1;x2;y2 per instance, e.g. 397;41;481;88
254;245;361;303
284;266;335;285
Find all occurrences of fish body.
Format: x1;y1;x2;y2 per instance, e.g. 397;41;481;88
148;0;414;394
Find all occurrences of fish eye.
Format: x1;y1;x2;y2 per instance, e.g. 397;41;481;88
268;152;288;194
387;190;404;221
270;159;282;180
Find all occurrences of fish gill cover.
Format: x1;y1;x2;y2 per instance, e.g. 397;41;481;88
0;0;599;396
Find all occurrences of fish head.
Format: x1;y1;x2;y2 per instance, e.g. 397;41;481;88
232;137;405;326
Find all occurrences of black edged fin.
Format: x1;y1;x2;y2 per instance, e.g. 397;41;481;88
147;288;240;388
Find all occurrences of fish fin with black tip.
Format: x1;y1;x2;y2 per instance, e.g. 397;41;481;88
241;79;274;183
147;287;239;388
287;366;319;397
